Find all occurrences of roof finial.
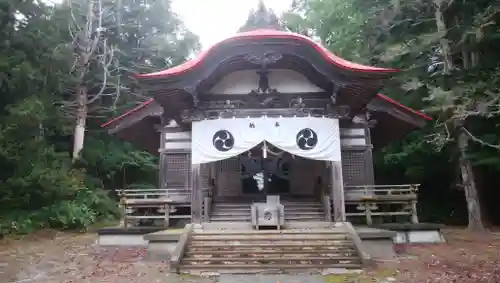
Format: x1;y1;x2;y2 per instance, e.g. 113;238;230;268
238;0;286;32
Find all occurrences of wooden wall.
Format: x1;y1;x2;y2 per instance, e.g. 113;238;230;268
159;122;375;202
340;126;375;186
159;121;207;203
214;158;242;197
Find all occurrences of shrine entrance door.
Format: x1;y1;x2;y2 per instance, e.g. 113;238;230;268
239;143;291;195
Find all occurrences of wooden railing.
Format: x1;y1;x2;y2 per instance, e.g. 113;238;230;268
343;184;419;225
116;188;172;227
116;188;169;199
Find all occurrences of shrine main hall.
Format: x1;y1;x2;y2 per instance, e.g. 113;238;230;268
100;26;438;273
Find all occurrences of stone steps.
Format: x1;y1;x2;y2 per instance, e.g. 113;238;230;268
179;229;361;274
210;198;326;222
211;212;324;218
185;250;355;256
214;203;322;208
191;234;348;241
210;216;325;222
211;209;324;214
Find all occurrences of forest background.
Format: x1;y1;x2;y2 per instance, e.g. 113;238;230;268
1;0;499;236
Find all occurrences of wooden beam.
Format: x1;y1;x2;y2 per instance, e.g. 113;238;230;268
200;92;330;100
331;160;346;222
191;163;203;224
180;107;351;123
107;102;163;134
367;98;427;128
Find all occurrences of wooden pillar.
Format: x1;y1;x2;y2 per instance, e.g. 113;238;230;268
191;163;203;224
364;127;375;185
158;153;166;190
159;127;166;191
330;160;346;222
411;200;419;224
164;203;170;227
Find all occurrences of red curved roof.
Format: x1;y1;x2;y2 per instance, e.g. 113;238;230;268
101;98;154;128
376;94;432;121
137;29;398;79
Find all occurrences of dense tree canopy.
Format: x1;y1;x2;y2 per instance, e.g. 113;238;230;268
1;0;499;235
284;0;500;229
0;0;199;235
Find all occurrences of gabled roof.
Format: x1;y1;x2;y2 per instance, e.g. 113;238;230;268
136;29;398;80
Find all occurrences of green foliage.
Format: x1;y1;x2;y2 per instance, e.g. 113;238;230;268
0;0;198;236
285;0;500;225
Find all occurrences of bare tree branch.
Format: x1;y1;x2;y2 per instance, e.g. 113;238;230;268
462;127;500;150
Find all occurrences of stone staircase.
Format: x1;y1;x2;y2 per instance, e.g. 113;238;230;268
210;197;326;222
178;228;362;274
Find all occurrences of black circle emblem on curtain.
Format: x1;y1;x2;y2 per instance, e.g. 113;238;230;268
212;130;235;152
296;128;318;150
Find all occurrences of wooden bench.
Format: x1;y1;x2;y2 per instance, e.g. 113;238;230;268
116;189;173;227
344;184;419;225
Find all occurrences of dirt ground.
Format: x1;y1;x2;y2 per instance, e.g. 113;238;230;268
0;228;499;283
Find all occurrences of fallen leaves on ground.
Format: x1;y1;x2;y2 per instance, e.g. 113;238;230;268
0;228;499;282
380;228;500;283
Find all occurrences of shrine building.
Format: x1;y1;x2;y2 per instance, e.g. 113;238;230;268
100;23;437;273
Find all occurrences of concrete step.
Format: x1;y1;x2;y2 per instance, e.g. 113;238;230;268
188;241;354;248
212;205;325;211
210;216;251;222
211;212;250;217
213;203;323;208
284;211;324;215
285;216;324;221
212;197;319;202
185;248;355;256
182;256;359;264
212;207;251;211
210;217;326;222
179;263;362;274
192;232;347;240
194;229;346;235
211;210;324;214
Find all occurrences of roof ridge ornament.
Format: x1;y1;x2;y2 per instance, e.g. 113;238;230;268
244;51;282;95
238;1;286;32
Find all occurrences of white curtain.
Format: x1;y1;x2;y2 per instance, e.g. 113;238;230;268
191;116;340;165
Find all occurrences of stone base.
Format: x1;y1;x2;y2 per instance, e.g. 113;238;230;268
356;227;397;260
144;229;183;261
97;227;183;260
148;241;177;261
97;226;164;246
372;223;446;244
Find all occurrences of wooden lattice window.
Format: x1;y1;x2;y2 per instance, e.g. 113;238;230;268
342;150;367;186
165;153;191;187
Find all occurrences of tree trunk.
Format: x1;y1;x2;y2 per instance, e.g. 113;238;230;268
72;85;88;161
455;122;485;231
434;0;485;232
71;0;94;161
